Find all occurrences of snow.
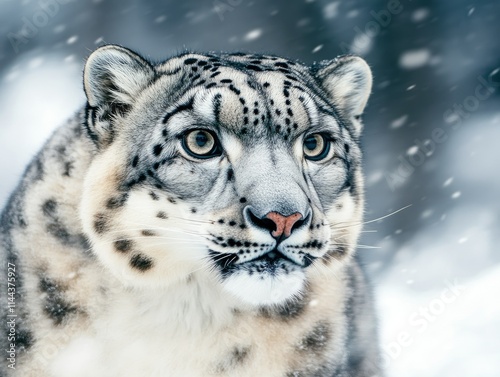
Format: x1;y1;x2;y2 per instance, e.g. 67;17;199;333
243;28;262;41
0;54;84;206
350;33;373;56
390;115;408;129
411;8;430;23
399;49;432;70
323;2;340;19
407;145;419;156
66;35;78;45
312;44;323;53
378;265;500;377
443;177;453;187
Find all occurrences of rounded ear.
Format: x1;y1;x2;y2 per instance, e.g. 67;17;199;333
314;56;372;133
83;45;154;147
84;44;154;107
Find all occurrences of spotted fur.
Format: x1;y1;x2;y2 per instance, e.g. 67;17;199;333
0;45;381;376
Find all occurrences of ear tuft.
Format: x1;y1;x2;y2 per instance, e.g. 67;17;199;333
83;45;154;147
84;45;154;107
314;55;372;125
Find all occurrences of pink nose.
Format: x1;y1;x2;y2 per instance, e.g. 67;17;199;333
265;212;303;239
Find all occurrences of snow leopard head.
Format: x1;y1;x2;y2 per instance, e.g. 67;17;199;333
80;45;372;306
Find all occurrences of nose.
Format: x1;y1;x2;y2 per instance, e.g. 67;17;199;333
266;212;302;238
247;209;305;240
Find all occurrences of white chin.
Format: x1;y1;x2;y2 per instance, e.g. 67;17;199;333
221;270;306;306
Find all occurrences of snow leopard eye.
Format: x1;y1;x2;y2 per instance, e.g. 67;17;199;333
303;133;331;161
182;129;222;159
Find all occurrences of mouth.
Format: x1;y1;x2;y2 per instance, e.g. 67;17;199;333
209;248;315;277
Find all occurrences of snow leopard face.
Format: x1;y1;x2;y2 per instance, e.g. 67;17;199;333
80;45;372;306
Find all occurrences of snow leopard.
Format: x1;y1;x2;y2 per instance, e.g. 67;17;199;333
0;45;381;377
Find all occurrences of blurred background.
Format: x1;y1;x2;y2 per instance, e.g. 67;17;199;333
1;0;499;375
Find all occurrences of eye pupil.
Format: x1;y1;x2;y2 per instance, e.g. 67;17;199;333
305;137;317;151
195;132;208;147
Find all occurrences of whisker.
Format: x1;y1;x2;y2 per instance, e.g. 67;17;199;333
330;204;412;231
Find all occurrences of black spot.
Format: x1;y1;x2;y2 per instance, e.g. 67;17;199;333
141;230;156;237
344;144;350;153
106;193;129;209
227;169;234;181
153;144;163;156
93;213;109;234
114;239;133;252
218;219;225;224
168;197;177;204
275;62;289;69
231;346;250;364
162;97;195;124
62;161;74;177
39;276;79;326
132;155;139;167
287;108;293;116
42;199;57;216
239;97;246;104
246;65;262;71
228;84;241;95
157;211;168;219
297;321;331;353
210;71;221;78
206;82;217;89
229;221;236;226
220;79;232;83
137;174;146;183
46;222;70;242
263;82;270;87
191;207;197;213
184;58;197;65
149;191;160;201
130;254;154;271
239;197;247;203
15;329;34;352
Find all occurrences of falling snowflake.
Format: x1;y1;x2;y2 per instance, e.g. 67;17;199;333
399;49;432;70
244;29;262;42
312;45;323;53
390;115;408;129
66;35;78;45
